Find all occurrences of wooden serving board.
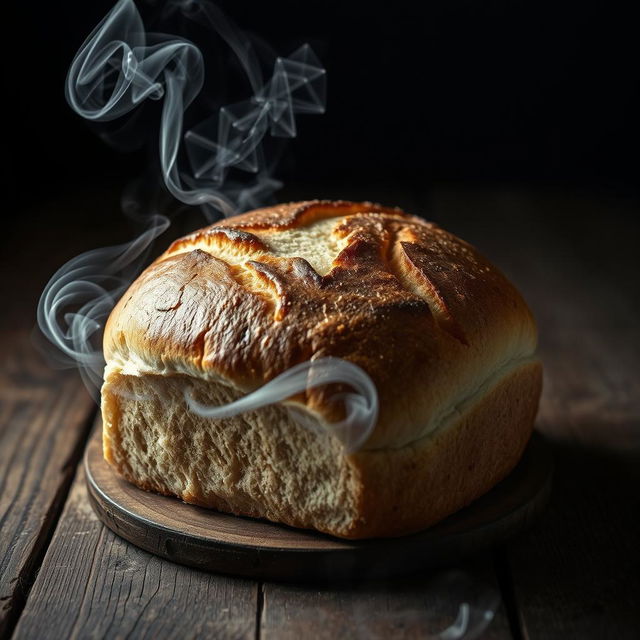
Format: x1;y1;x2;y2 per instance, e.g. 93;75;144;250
85;428;553;582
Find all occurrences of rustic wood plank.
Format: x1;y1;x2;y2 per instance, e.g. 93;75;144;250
511;322;639;636
261;558;513;639
0;187;172;636
505;444;640;640
0;330;95;638
425;188;640;639
12;455;258;640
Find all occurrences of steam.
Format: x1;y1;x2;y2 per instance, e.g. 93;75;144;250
437;603;493;640
435;571;500;640
37;215;169;396
433;570;500;640
38;0;379;452
186;357;378;453
66;0;326;219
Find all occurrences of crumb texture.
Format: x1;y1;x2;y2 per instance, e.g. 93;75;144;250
102;360;542;539
102;367;360;536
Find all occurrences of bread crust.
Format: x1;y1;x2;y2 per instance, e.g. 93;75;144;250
102;359;542;539
104;201;538;451
347;359;542;537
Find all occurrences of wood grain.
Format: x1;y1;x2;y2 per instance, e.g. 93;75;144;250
506;445;640;640
426;188;640;639
84;426;552;582
0;330;95;638
510;288;640;637
12;460;258;640
0;188;141;638
260;559;513;639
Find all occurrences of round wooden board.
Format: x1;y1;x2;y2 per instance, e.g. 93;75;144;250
85;429;553;582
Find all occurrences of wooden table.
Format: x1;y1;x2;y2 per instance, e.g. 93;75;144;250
1;186;638;639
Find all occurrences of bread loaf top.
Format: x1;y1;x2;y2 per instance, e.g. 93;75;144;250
104;200;538;450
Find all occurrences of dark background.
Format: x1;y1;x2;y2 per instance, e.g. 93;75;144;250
8;0;640;218
1;7;638;636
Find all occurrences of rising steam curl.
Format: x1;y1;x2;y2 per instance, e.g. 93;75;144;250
186;357;378;454
37;215;170;395
65;0;326;218
433;570;500;640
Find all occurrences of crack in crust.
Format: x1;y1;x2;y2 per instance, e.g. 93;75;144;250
165;227;269;259
158;202;470;334
387;231;469;344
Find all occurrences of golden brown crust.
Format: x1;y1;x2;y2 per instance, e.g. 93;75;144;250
104;200;538;450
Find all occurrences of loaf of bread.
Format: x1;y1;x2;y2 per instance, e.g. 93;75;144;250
101;200;542;539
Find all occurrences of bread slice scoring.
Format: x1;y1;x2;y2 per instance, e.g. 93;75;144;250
102;200;542;538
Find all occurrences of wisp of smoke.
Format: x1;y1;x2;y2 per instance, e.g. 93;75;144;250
37;215;170;397
38;0;379;451
434;570;499;640
186;357;378;454
65;0;326;219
